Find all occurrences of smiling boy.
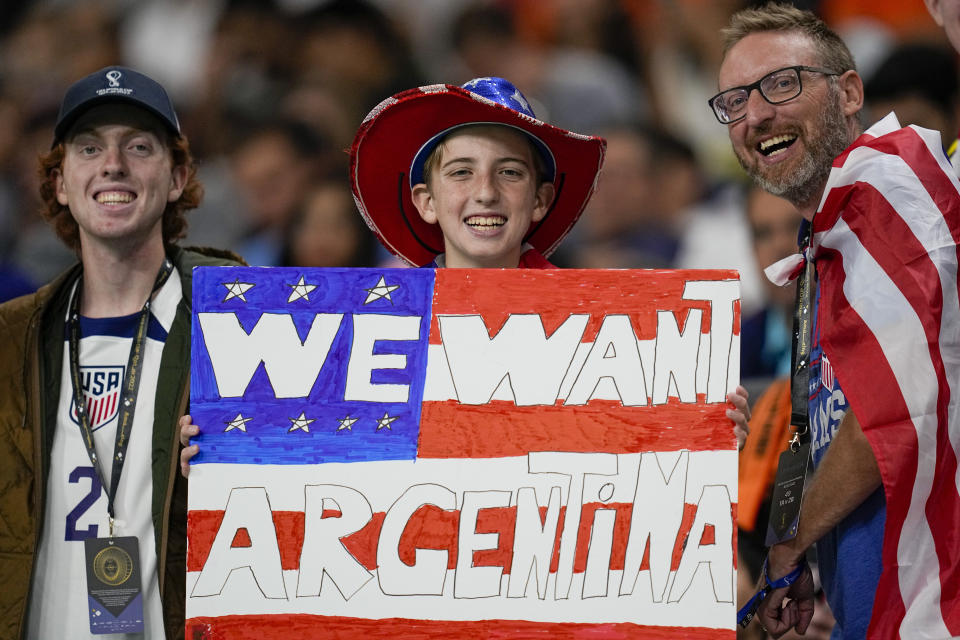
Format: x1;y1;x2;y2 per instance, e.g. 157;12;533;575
181;79;749;483
348;76;750;436
349;77;604;269
410;124;555;268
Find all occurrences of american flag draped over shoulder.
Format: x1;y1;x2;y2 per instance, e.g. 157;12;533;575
810;113;960;639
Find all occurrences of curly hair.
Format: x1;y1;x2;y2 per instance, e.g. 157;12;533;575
37;133;203;252
722;2;857;75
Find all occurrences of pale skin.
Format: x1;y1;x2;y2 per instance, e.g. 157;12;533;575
760;412;881;636
56;103;187;317
720;31;864;216
410;125;554;269
719;30;882;638
179;124;751;475
925;0;960;56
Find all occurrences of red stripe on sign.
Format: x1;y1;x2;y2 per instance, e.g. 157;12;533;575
430;268;739;344
187;500;735;574
185;614;734;639
418;399;735;458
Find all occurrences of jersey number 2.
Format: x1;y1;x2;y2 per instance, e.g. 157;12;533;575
65;466;102;541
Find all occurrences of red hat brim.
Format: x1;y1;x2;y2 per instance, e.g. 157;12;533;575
350;84;606;266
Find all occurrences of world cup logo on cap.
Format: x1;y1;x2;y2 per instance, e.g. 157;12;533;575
106;70;122;88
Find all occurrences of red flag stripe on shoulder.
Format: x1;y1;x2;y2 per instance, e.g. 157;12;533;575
812;242;913;638
824;202;957;637
821;134;960;634
814;121;960;637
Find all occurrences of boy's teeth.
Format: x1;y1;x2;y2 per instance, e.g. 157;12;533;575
97;191;134;204
467;216;506;228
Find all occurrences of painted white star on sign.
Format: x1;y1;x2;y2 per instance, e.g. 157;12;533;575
287;275;317;302
224;413;253;433
510;89;530;113
337;415;359;432
222;278;254;302
375;412;398;431
288;412;315;433
363;276;400;304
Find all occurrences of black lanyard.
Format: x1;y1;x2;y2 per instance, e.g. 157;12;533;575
789;220;813;449
67;259;173;536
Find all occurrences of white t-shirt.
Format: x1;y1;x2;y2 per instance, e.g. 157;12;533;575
27;271;181;639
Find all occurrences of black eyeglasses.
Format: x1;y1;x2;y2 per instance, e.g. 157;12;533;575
708;65;839;124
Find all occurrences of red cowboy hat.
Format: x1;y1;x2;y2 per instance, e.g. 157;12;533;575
350;77;606;266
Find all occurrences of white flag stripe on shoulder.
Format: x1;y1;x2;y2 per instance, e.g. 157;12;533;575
815;114;960;637
908;124;960;198
817;146;953;250
867;112;901;138
825;127;960;501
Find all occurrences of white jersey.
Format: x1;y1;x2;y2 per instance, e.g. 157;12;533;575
27;270;182;639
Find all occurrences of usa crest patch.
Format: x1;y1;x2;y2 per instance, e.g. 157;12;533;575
70;365;125;430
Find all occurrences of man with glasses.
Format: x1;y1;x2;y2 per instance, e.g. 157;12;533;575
715;3;960;639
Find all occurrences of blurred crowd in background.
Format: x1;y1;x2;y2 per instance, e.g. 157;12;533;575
0;2;954;635
0;0;953;306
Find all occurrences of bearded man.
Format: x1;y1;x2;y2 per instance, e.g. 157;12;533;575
713;3;960;639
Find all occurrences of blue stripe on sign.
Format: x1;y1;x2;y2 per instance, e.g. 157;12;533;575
189;267;435;465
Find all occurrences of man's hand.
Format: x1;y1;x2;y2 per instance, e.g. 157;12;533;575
727;385;751;450
179;414;200;478
756;546;816;638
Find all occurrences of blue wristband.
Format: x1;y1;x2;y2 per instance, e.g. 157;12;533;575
736;556;807;627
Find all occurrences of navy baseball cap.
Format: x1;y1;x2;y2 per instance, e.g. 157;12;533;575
53;66;181;145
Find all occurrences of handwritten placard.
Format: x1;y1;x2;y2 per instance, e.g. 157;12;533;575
186;267;740;639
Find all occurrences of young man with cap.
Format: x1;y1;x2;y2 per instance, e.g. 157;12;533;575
0;66;241;639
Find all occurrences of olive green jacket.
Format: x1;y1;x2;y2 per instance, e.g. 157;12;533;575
0;246;241;640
